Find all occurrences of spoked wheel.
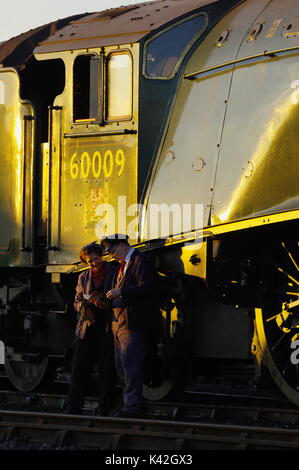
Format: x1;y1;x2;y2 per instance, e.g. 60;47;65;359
255;240;299;405
4;348;49;392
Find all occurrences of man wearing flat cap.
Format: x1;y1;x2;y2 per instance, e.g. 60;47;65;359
101;234;161;417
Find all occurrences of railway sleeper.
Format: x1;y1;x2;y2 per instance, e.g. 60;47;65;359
54;429;72;446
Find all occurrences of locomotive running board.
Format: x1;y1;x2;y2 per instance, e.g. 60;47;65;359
136;208;299;252
45;208;299;279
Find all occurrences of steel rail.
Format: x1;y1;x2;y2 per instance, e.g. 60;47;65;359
1;409;299;450
0;388;291;417
0;389;290;416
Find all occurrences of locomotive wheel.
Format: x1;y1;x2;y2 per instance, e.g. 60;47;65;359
255;308;299;404
4;349;49;392
142;298;187;401
142;353;183;401
255;240;299;405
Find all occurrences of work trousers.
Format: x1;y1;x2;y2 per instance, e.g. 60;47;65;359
67;320;115;412
112;314;145;412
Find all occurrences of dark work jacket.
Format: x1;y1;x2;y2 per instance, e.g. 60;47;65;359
74;261;118;314
114;250;161;332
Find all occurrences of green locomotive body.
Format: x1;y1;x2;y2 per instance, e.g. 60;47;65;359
0;0;299;404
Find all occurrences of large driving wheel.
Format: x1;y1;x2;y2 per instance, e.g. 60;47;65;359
255;240;299;405
5;348;49;392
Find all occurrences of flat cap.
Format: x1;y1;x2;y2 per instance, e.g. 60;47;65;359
101;234;129;244
101;234;129;253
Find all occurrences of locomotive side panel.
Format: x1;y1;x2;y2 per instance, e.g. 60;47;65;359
36;45;139;264
0;75;12;255
212;0;299;225
141;0;272;240
0;69;34;266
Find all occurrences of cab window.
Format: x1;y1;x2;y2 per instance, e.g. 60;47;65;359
144;14;207;79
106;52;132;121
73;55;99;122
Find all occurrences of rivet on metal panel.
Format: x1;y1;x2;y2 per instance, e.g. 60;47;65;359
164;149;175;165
192;158;205;173
247;23;263;41
216;30;230;48
282;21;299;38
284;24;293;32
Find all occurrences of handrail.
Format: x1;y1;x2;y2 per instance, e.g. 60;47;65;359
64;129;137;138
184;45;299;80
20;114;34;253
47;105;62;251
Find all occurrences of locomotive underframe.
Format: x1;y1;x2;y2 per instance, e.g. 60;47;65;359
1;0;299;403
1;216;298;397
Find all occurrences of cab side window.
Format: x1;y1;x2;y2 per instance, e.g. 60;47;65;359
144;14;207;79
73;55;98;122
73;51;132;124
106;52;132;121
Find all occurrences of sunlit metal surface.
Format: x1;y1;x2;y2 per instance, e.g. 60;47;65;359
141;0;271;234
212;0;299;225
0;69;34;263
34;0;222;53
143;0;299;237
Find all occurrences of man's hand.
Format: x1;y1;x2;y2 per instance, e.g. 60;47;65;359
89;291;105;307
106;288;121;300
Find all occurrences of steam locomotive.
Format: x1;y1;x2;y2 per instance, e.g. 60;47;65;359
1;0;299;406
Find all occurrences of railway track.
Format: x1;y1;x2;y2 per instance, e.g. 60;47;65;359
1;408;299;451
1;389;299;450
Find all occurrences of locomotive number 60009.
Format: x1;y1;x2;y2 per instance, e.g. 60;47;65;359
69;148;126;180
